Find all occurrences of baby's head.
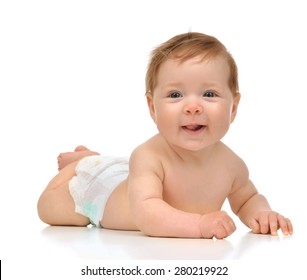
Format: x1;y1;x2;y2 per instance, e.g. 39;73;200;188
145;32;239;97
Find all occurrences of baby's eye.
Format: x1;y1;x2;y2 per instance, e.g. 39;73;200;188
169;91;182;98
203;91;216;98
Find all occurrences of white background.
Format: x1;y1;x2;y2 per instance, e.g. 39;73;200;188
1;0;306;278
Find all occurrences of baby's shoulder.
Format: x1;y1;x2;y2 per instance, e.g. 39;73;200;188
131;135;168;157
129;135;165;176
131;135;162;157
217;142;249;177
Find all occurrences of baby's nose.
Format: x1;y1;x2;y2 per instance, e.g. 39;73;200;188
183;99;203;115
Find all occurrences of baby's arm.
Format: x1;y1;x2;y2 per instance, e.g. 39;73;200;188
228;161;293;236
128;147;236;239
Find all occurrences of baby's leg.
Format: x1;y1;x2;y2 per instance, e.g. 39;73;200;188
37;161;89;226
57;145;99;170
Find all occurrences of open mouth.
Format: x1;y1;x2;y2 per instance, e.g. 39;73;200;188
182;125;206;132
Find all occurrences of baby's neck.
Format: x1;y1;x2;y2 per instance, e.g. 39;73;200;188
166;140;219;164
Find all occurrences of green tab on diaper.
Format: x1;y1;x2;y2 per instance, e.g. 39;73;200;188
83;201;98;222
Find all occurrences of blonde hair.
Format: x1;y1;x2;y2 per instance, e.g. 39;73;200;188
145;32;239;96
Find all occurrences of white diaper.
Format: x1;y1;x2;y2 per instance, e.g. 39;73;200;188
68;155;129;227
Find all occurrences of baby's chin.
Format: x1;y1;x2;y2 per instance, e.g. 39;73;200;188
168;140;218;154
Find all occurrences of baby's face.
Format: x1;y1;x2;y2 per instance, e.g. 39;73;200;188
147;55;240;151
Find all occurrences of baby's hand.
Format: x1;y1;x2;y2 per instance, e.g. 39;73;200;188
199;211;236;239
249;211;293;236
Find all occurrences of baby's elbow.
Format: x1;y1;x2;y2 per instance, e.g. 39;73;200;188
131;207;161;237
138;224;164;238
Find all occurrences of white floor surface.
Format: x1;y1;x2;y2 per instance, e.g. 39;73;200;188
37;224;299;260
1;220;305;279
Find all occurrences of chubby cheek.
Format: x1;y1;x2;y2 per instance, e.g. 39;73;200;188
209;105;233;133
215;119;231;136
155;112;172;131
154;107;178;133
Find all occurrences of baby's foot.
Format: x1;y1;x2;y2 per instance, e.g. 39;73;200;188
57;145;100;170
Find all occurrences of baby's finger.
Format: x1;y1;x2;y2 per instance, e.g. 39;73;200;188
287;218;293;235
213;226;228;239
249;218;260;234
258;214;269;234
268;213;278;236
223;218;236;237
278;215;293;236
213;221;235;239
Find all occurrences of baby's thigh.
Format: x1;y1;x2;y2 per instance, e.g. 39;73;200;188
38;178;89;226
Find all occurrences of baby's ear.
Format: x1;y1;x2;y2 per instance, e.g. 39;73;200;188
231;93;241;123
146;92;157;123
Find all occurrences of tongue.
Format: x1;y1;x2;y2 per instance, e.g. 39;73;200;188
185;125;203;131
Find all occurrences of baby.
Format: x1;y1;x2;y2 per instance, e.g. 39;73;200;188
37;32;293;239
